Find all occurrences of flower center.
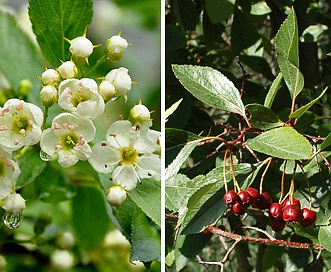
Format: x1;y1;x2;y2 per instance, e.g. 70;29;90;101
120;146;137;164
12;116;31;135
61;133;79;151
71;92;89;107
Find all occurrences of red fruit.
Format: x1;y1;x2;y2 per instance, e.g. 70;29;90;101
238;190;252;207
283;198;301;209
269;203;283;220
245;187;259;205
301;208;316;227
283;204;302;223
256;192;272;210
223;190;238;206
270;218;286;232
231;202;245;215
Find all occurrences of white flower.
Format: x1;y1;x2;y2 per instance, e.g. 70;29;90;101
40;85;57;107
40;113;96;167
106;185;127;207
41;68;60;85
89;120;160;191
58;61;78;79
0;99;43;150
105;68;132;99
106;35;128;63
0;146;20;201
58;78;105;119
2;193;26;214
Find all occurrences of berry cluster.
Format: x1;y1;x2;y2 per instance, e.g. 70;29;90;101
269;198;316;231
223;188;272;215
223;189;316;231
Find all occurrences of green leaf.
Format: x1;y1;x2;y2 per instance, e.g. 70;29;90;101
275;8;304;100
165;99;183;122
250;1;271;15
165;140;198;180
246;126;312;160
72;185;110;251
318;225;331;253
246;103;283;130
29;0;93;67
172;65;246;116
35;164;76;203
166;128;202;149
16;148;47;189
320;132;331;152
205;0;235;24
300;24;327;43
0;11;44;104
131;208;161;262
264;72;283;108
128;178;161;228
173;0;199;31
165;174;192;212
289;87;327;119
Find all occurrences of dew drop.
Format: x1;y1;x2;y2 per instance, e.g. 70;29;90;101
3;212;23;230
40;150;52;161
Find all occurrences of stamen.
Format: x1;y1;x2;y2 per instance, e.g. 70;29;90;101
13;139;19;145
0;125;8;131
16;104;24;111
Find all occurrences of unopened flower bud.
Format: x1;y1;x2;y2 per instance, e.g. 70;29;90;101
0;255;7;270
99;80;116;101
18;79;32;96
41;69;60;86
106;185;127;207
105;67;132;98
58;61;78;79
106;35;128;63
51;250;74;271
69;36;93;64
3;193;26;214
130;104;151;123
40;85;57;107
57;231;75;249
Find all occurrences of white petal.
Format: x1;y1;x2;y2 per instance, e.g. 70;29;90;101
58;151;79;167
112;164;138;191
58;88;76;111
58;78;79;95
40;129;58;156
134;129;161;154
106;120;132;148
136;154;161;180
73;142;92;161
88;143;120;173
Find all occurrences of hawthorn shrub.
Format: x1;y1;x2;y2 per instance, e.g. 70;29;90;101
166;1;331;271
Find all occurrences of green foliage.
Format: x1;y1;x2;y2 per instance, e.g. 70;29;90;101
0;11;44;104
166;0;331;270
29;0;93;67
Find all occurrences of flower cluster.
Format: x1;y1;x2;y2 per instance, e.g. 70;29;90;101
0;28;160;229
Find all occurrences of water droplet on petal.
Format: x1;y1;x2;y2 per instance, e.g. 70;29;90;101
3;212;23;230
40;150;52;161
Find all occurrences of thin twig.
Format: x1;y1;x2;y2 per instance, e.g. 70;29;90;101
242;226;275;241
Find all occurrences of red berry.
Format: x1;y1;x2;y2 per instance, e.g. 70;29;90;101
283;198;301;209
245;187;259;205
223;190;238;206
301;208;316;227
256;192;272;210
269;203;283;220
231;202;245;215
238;190;251;207
270;218;286;232
283;204;302;223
